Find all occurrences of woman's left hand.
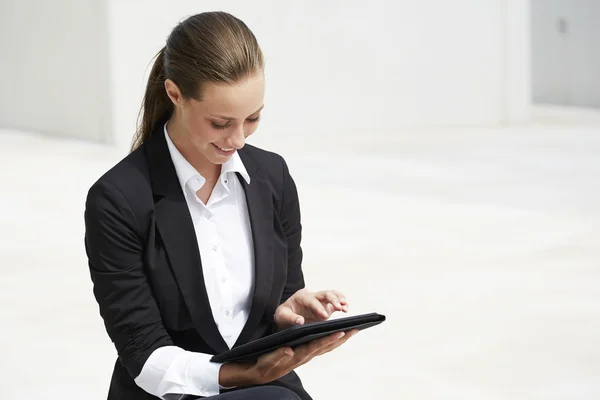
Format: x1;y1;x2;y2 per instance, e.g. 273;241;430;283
274;289;349;330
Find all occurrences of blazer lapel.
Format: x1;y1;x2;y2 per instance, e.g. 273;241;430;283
235;151;275;346
145;127;229;354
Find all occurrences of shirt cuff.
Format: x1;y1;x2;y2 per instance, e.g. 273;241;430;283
186;352;223;395
134;346;223;399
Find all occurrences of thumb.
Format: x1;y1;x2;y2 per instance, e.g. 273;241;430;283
275;306;305;327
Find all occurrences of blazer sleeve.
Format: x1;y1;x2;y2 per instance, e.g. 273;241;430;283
84;179;173;378
279;157;306;303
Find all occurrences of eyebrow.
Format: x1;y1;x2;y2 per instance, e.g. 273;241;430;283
210;105;264;121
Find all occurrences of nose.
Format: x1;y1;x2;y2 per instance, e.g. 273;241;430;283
226;125;246;150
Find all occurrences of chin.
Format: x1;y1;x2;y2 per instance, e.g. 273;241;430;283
204;152;231;165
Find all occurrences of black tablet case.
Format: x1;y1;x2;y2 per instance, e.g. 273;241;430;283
211;312;386;363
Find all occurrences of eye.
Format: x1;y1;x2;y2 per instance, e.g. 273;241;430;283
211;121;231;130
246;116;261;123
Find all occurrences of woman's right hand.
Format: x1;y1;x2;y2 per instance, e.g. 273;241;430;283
219;329;358;387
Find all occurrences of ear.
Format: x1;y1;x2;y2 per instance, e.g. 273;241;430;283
165;79;182;106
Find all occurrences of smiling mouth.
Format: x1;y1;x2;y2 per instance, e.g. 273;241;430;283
212;143;236;154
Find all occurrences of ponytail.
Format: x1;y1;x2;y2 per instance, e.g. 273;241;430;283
130;12;265;151
131;47;173;151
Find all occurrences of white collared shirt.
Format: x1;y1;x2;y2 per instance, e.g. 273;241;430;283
134;123;255;399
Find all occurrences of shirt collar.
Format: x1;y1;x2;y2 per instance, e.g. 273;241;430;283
163;123;250;194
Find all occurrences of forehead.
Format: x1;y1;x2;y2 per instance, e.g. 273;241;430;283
195;73;265;117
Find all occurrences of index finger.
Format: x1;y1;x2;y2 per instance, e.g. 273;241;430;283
298;294;329;319
332;290;347;304
316;291;343;308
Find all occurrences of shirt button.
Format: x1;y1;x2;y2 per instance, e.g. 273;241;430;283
220;277;227;283
225;309;232;317
206;214;212;220
224;179;228;184
212;245;218;251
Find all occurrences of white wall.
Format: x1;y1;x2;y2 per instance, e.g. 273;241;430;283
107;0;531;152
504;0;532;123
1;1;530;149
0;0;112;142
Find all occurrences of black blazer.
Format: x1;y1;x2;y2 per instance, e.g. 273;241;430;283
84;123;311;400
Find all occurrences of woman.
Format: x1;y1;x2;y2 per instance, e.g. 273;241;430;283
84;11;356;400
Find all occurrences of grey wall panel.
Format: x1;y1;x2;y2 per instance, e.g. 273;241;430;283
531;0;600;108
0;0;112;142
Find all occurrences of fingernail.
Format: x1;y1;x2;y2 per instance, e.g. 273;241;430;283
296;317;303;324
285;349;294;356
340;297;347;303
338;332;345;339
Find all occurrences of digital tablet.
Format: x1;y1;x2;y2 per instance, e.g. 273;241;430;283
211;312;386;363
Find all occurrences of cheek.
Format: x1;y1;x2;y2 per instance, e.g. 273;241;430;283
245;122;259;138
187;114;218;143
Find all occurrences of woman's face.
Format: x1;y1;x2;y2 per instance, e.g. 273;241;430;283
166;72;265;165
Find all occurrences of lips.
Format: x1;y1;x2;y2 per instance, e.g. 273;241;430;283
212;143;236;156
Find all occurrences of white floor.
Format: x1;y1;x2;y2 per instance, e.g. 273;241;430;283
1;120;600;399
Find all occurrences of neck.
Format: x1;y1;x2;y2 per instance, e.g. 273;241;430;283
166;117;221;180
